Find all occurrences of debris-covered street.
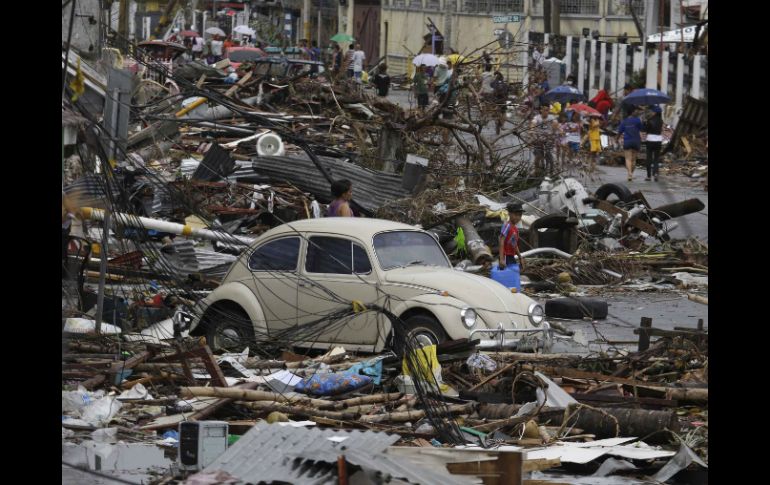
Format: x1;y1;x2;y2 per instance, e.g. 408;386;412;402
62;2;708;484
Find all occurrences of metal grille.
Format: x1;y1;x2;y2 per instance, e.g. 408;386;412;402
426;0;441;9
560;0;600;15
464;0;489;12
393;0;408;8
490;0;523;13
607;0;646;16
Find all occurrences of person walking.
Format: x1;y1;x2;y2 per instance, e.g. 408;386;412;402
344;46;355;78
531;104;559;174
583;115;602;174
374;64;391;97
490;71;510;135
617;108;644;182
327;180;355;217
210;35;224;63
331;43;343;78
352;43;366;84
498;203;525;272
191;36;204;60
644;105;664;182
563;110;582;167
414;64;429;112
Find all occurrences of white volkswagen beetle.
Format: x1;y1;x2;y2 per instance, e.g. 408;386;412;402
189;218;551;352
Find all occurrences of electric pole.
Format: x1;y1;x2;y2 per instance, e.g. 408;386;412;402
552;1;561;36
544;0;551;34
657;0;664;89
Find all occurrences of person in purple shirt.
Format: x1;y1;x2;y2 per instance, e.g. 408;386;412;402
327;179;354;217
617;108;643;182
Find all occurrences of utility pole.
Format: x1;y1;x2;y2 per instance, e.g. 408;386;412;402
544;0;551;34
657;0;664;89
118;0;129;42
318;0;323;48
552;1;561;36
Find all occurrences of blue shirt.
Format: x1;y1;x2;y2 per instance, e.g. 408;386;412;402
618;116;643;145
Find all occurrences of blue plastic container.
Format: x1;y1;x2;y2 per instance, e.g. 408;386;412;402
491;263;521;291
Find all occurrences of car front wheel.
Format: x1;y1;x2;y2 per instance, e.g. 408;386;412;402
204;305;255;353
396;314;448;349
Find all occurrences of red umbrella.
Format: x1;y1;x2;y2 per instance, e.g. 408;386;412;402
180;30;200;38
569;103;602;117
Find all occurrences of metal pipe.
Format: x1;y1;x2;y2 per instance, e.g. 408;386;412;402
94;209;111;335
521;247;573;259
79;207;255;246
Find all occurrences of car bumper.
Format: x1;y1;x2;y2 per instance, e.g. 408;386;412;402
470;322;553;350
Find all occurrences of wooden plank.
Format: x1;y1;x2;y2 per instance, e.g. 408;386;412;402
633;327;708;338
225;71;253;97
638;317;653;351
82;350;153;390
195;74;206;88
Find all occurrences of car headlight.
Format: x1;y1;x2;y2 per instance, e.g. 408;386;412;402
528;302;545;327
460;307;477;328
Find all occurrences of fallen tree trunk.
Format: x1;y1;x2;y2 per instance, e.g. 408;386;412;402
563;405;680;442
457;216;494;264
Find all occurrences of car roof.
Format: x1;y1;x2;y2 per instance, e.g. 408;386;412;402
258;218;422;243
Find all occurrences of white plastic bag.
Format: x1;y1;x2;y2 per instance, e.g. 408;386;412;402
117;383;153;401
62;385;103;416
81;396;123;426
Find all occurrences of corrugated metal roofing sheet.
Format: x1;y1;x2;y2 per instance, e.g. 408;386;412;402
249;155;411;212
199;423;473;485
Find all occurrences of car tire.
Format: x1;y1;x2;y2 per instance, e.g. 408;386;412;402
545;297;609;320
396;314;448;348
203;304;255;353
595;183;634;204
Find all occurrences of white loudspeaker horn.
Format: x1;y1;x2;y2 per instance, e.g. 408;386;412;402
256;132;285;156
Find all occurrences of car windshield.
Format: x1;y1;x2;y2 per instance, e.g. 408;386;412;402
228;50;263;62
373;231;450;270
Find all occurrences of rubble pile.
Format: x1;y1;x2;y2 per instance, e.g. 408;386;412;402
62;326;707;483
62;33;708;484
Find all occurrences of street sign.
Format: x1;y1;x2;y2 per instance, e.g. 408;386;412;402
492;15;521;23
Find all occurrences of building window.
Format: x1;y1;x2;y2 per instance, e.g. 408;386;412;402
560;0;600;15
607;0;646;17
464;0;490;12
490;0;523;13
426;0;441;10
393;0;407;8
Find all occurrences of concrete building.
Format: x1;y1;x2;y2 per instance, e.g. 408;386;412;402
374;0;694;75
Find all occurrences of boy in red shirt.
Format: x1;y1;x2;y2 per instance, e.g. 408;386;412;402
498;202;525;271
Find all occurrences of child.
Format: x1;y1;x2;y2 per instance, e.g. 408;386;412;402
498;202;525;271
583;114;602;174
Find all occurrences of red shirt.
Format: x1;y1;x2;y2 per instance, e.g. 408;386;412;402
500;222;519;256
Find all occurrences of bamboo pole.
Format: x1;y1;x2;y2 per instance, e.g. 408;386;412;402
180;386;345;409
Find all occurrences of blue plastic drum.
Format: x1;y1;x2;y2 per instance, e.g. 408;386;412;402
491;263;521;291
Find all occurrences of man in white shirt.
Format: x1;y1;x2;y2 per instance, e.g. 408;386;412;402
352;43;366;83
530;104;559;174
191;36;204;59
210;36;224;62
